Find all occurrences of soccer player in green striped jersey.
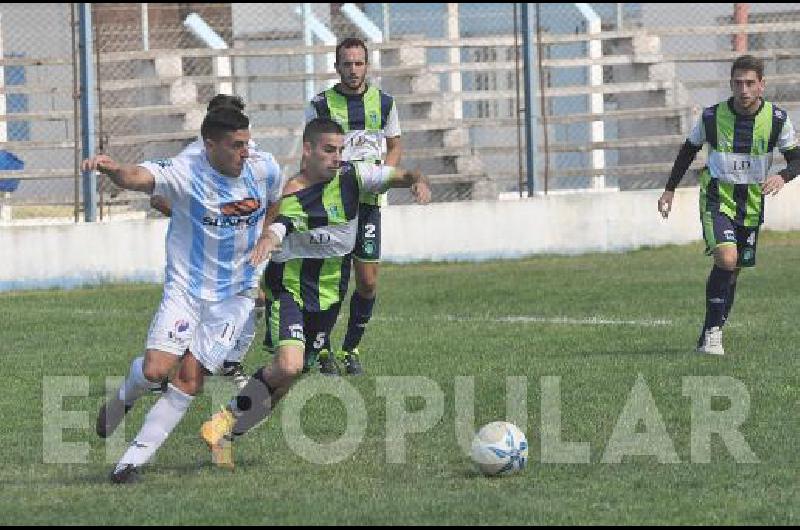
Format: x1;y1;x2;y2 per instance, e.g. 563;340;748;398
304;37;403;375
658;55;800;355
200;118;430;466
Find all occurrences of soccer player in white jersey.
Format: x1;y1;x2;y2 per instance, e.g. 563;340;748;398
83;107;284;483
151;94;263;389
150;95;249;217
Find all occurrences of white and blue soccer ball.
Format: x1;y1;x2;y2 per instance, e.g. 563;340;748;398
471;421;528;476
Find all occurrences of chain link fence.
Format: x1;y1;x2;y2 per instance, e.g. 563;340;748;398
0;3;77;220
1;3;799;220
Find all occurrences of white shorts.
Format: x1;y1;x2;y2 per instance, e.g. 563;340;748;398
227;310;257;364
146;285;255;374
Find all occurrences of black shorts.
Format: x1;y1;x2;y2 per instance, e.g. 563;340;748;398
354;203;381;262
701;210;759;267
265;291;341;365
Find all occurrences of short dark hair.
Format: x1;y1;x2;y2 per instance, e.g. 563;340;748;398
303;117;344;144
201;107;249;140
335;37;369;65
206;94;245;113
731;55;764;80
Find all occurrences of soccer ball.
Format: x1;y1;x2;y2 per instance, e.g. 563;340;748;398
471;421;528;476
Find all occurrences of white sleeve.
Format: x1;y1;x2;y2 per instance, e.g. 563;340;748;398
266;155;286;204
384;100;401;138
304;103;319;124
179;138;204;157
354;162;395;194
251;151;286;204
686;117;705;147
138;158;186;203
777;116;797;152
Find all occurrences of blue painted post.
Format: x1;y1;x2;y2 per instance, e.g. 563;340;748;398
79;3;97;222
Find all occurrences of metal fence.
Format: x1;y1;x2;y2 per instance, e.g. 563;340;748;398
1;3;799;221
0;3;78;220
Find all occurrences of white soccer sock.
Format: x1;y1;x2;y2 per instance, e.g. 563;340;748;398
118;356;153;406
114;384;194;472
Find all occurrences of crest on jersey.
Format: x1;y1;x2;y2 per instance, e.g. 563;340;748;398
168;319;191;341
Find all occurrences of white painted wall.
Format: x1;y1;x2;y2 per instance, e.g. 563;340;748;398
1;219;167;291
2;186;799;291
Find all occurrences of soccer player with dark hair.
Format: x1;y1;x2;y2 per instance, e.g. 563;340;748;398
658;55;800;355
303;37;403;375
150;95;265;388
200;117;430;468
86;105;284;483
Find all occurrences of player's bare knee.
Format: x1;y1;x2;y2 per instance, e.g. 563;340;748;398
283;357;305;379
355;263;379;296
172;367;204;396
356;274;378;297
143;349;177;382
714;248;738;271
171;352;206;396
356;282;377;298
721;258;738;271
143;359;170;383
275;350;304;379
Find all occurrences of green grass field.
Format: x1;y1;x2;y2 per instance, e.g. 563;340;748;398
1;233;797;524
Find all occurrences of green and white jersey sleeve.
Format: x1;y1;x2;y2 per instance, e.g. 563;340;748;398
352;161;395;194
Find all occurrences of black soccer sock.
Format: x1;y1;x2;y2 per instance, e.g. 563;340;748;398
229;368;274;438
703;266;734;330
343;293;376;352
722;278;738;325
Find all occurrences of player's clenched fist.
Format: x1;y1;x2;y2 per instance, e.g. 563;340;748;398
81;154;120;175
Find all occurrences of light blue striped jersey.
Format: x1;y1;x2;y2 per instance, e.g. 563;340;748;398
141;149;284;301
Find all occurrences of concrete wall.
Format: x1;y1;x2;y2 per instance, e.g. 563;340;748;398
382;185;799;262
0;219;167;291
2;186;800;291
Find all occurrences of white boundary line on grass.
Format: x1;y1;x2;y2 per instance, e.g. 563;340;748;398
375;314;674;327
23;306;672;326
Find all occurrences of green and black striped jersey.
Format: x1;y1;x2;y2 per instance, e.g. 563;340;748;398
690;98;797;226
266;162;395;311
306;84;401;206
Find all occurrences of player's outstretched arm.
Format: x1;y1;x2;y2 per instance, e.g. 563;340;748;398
764;147;800;195
385;136;402;167
659;140;703;219
250;201;285;267
387;167;431;204
249;228;281;267
81;154;155;194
